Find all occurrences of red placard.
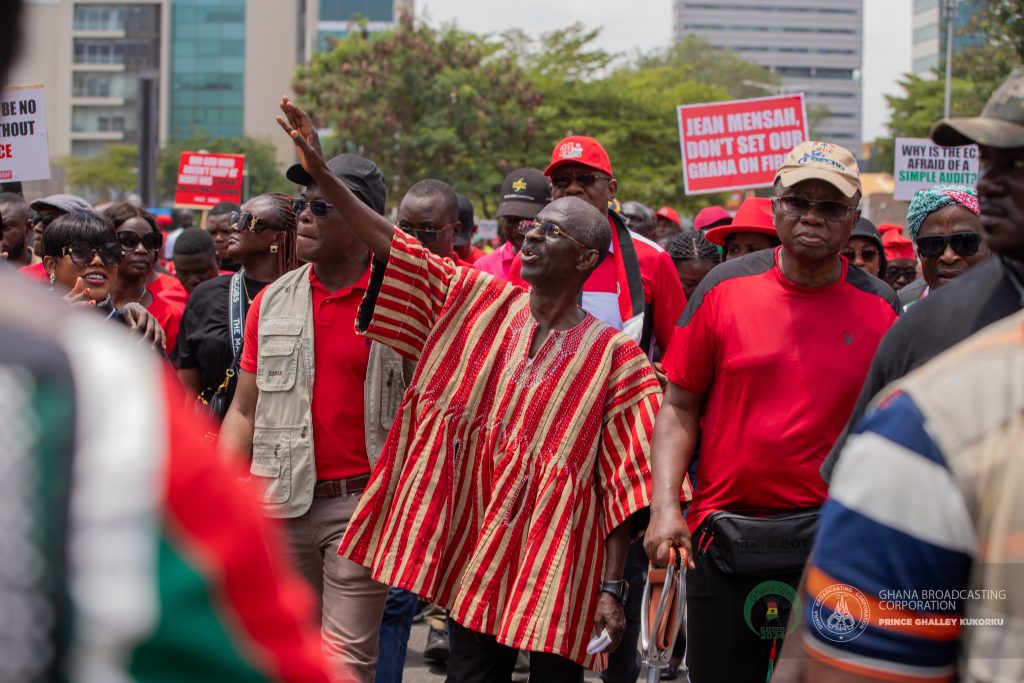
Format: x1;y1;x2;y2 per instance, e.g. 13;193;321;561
174;151;245;208
676;94;808;195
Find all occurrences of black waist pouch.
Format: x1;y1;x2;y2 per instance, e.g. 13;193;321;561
704;509;819;576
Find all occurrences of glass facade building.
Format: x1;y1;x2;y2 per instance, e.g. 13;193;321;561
169;0;245;140
70;2;162;157
317;0;399;51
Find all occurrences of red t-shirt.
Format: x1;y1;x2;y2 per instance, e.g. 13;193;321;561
147;292;182;356
19;261;49;283
241;266;372;481
663;247;898;532
148;273;188;311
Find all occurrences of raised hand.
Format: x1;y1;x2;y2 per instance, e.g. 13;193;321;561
276;96;329;182
63;277;96;308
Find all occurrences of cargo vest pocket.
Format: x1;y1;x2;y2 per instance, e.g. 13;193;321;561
257;337;299;392
251;431;293;505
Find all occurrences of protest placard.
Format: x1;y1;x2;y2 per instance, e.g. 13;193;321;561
893;137;978;201
174;151;245;208
0;84;50;183
677;94;808;195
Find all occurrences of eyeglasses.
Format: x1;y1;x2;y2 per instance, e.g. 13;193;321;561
291;198;334;218
498;216;532;233
887;267;918;282
117;230;163;252
230;211;277;233
398;221;456;246
61;242;123;268
550;173;609;190
916;232;982;260
840;247;879;261
32;212;59;228
774;196;855;222
517;220;590;250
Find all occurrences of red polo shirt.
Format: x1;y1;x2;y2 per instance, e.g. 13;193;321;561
148;273;189;311
19;261;49;283
664;248;898;532
241;266;373;481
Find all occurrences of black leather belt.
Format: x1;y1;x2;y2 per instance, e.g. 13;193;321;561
313;475;370;498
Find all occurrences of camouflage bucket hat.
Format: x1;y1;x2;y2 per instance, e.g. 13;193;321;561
931;67;1024;148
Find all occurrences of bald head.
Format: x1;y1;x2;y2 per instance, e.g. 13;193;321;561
537;196;611;264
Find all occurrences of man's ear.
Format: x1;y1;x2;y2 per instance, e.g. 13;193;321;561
607;177;618;201
577;248;600;272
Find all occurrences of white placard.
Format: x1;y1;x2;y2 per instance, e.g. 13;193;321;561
893;137;977;201
0;84;50;183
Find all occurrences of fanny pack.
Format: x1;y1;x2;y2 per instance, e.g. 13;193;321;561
702;509;819;576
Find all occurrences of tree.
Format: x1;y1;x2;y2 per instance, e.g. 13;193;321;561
868;1;1023;173
156;132;289;205
64;144;138;203
868;74;981;172
294;13;543;216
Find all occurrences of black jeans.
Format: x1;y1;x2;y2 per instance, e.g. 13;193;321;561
685;527;803;683
446;619;584;683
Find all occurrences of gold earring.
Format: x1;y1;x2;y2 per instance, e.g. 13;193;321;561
49;272;56;286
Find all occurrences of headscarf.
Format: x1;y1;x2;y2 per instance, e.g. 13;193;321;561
906;185;980;241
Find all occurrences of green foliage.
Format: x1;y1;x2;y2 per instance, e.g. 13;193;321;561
64;144;138;202
869;74;980;172
294;13;542;217
157;132;289;205
292;18;799;215
869;1;1023;173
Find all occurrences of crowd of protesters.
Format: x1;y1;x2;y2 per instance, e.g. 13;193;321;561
2;1;1024;679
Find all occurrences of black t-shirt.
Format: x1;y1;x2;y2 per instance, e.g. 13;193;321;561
171;273;267;401
821;255;1024;482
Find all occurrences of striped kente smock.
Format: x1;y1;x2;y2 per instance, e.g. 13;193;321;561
338;230;661;669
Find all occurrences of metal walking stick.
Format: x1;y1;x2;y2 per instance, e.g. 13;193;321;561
640;547;687;683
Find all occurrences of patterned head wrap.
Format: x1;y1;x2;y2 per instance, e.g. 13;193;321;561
906;185;980;241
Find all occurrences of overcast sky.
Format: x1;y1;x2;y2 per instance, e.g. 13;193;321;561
418;0;912;142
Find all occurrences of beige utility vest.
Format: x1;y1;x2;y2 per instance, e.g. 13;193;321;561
251;264;318;518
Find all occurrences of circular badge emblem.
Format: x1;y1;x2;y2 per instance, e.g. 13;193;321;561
811;583;870;642
743;581;801;640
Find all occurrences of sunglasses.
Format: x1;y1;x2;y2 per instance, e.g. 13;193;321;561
915;232;982;260
550;173;609;190
117;230;163;252
291;198;334;218
888;267;918;282
840;247;879;261
775;196;854;222
398;221;456;245
230;211;277;233
32;212;59;228
62;242;123;268
517;220;590;249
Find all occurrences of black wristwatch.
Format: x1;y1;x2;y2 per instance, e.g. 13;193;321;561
600;580;629;605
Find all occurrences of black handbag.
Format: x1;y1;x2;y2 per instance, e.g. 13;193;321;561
200;272;245;421
703;509;819;576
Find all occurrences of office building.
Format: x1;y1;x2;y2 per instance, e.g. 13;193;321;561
8;0;411;196
673;0;863;148
911;0;982;76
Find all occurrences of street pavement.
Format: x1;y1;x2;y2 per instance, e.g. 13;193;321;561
401;621;639;682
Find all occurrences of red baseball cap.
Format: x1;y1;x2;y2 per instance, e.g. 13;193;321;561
694;206;731;232
545;136;613;177
656;206;681;225
704;197;777;247
881;226;916;261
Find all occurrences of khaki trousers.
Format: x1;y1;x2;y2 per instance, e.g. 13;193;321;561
282;492;389;683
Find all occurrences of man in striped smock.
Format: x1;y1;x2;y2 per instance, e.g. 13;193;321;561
278;99;668;682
